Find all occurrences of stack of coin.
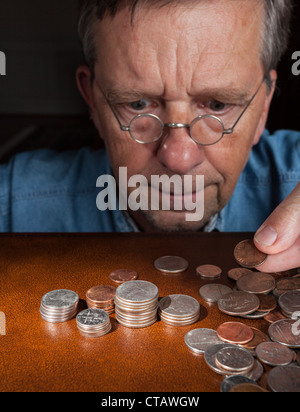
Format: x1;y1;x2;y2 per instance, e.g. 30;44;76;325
40;289;79;323
86;285;116;314
114;280;159;328
159;294;200;326
76;308;111;338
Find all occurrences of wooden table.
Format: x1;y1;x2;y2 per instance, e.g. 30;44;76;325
0;233;270;393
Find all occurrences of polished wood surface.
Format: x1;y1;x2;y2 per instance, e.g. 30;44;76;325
0;233;269;392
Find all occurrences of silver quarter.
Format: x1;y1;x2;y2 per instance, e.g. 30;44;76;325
215;346;254;374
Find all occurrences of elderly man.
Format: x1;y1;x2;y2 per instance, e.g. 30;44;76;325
0;0;299;273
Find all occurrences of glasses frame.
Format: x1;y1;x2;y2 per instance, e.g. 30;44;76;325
98;79;265;146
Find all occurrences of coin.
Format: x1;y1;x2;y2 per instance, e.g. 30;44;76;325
264;309;288;324
242;328;269;351
86;285;116;314
237;272;275;295
159;294;200;326
218;291;260;316
229;383;268;392
217;322;254;345
109;269;138;284
276;278;300;294
279;291;300;317
257;294;277;313
267;366;300;392
256;342;294;367
215;346;254;373
154;256;189;274
221;376;258;393
76;308;111;337
196;264;222;279
40;289;79;323
269;319;300;349
115;280;159;328
227;268;253;281
184;328;223;355
204;343;239;376
199;284;232;303
234;239;268;268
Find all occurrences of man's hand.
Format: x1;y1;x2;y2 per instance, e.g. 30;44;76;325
254;182;300;272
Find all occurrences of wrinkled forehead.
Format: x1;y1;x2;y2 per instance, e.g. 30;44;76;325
93;1;264;91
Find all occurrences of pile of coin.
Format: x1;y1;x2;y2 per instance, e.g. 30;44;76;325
76;308;111;338
159;294;200;326
40;289;79;323
86;285;116;314
114;280;159;328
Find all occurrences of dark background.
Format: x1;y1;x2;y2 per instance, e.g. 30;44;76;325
0;0;299;164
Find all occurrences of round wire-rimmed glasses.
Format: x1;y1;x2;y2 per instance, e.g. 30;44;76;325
99;80;264;146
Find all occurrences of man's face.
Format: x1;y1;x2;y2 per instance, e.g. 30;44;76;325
78;0;275;231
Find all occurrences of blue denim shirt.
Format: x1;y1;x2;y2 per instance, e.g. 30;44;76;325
0;129;299;232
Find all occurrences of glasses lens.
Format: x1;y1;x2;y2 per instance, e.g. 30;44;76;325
130;114;163;143
190;115;224;145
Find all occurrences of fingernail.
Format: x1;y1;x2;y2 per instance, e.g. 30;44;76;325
255;225;278;246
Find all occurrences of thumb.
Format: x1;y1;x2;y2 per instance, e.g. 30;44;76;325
254;183;300;255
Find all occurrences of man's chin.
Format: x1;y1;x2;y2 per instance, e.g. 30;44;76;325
134;209;212;232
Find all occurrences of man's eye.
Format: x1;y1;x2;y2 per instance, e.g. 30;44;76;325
208;100;227;112
130;100;150;111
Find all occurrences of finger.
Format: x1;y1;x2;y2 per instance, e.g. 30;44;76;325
255;236;300;273
254;182;300;255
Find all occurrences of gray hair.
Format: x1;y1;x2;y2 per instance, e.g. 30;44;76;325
78;0;293;83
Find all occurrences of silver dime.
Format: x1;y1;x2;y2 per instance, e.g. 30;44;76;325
76;308;109;326
184;328;223;354
199;284;232;303
154;256;189;274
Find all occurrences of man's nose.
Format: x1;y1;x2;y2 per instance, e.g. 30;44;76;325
156;124;206;175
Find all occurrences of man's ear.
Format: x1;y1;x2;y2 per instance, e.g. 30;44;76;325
253;70;277;145
76;65;101;130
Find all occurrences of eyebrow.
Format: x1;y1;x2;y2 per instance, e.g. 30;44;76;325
101;84;254;106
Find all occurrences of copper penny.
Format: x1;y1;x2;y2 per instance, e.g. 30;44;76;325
256;342;294;367
86;285;116;302
227;267;253;281
237;272;275;295
217;322;254;345
109;269;138;284
218;291;260;316
257;294;277;313
234;239;268;268
276;277;300;294
242;327;269;351
264;309;288;324
196;264;222;279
